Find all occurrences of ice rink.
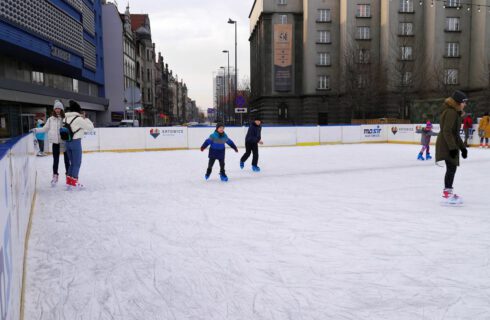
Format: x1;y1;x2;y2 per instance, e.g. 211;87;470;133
25;144;490;320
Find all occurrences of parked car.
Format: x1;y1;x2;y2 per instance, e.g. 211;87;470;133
119;119;139;127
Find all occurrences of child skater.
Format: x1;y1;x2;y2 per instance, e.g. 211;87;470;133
416;121;438;161
240;118;263;172
201;123;238;182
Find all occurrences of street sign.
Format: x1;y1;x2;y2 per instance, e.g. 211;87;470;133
235;108;248;114
124;86;142;105
207;108;216;114
235;95;246;108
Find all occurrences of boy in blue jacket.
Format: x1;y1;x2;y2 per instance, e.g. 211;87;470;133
201;123;238;181
240;118;263;171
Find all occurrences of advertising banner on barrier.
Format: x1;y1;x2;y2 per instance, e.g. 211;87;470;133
82;129;100;152
360;125;388;142
388;124;415;143
145;127;188;150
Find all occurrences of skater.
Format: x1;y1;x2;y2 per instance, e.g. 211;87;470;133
435;90;468;205
64;100;94;189
35;119;46;156
32;100;70;186
240;118;263;171
462;114;473;147
416;121;437;161
200;123;238;182
478;112;490;148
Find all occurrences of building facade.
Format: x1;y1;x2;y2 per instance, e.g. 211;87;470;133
249;0;490;124
0;0;108;138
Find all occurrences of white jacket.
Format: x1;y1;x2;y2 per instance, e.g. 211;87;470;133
64;112;94;140
34;116;63;144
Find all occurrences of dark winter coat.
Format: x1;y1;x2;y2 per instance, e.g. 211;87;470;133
201;131;238;160
245;123;262;144
435;98;465;166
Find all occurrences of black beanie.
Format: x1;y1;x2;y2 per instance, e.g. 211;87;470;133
69;100;82;113
452;90;468;104
216;123;224;130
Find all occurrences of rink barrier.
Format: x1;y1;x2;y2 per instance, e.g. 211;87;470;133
0;134;37;320
35;124;482;153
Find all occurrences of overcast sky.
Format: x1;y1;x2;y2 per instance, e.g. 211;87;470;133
115;0;254;111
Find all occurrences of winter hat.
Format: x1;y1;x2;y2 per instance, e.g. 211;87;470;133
215;123;224;130
53;100;64;110
68;100;82;113
425;121;432;129
452;90;468;104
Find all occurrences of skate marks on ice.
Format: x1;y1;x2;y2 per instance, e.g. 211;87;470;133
25;145;490;319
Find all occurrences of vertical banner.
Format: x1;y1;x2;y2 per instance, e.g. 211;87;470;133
274;24;293;92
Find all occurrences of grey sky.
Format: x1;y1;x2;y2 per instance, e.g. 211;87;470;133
116;1;253;111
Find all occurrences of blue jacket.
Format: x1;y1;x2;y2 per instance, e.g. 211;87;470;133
245;123;262;144
201;131;238;160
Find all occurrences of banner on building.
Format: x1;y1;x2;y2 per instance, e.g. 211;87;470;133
274;24;293;92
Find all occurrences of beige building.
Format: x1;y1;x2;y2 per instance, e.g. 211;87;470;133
249;0;490;124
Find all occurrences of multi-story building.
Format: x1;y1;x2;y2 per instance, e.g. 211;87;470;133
213;67;237;124
131;14;156;126
0;0;108;138
249;0;490;124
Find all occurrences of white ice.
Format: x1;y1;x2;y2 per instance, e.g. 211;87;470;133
25;144;490;320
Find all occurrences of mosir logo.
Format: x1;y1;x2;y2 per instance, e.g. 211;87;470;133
364;126;382;138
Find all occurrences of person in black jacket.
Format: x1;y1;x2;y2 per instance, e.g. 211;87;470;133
240;118;263;171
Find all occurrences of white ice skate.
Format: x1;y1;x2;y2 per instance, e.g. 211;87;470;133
441;189;463;206
50;174;58;187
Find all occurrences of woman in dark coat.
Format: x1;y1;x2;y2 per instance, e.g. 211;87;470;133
435;90;468;204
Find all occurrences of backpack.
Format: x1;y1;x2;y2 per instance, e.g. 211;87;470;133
60;116;81;141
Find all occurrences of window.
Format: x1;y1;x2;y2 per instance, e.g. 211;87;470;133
318;31;331;43
357;27;370;39
278;104;288;119
401;46;413;60
318;52;331;66
279;15;288;24
31;71;44;85
73;79;79;93
357;4;371;17
446;42;460;57
400;0;414;12
446;17;460;31
446;0;461;8
357;74;368;88
318;75;330;89
358;49;370;63
147;69;151;81
277;0;287;4
399;22;414;35
402;71;412;86
444;69;459;84
318;9;331;22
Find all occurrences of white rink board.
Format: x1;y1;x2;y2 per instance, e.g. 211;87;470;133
188;127;246;149
98;128;146;151
145;127;188;150
82;129;100;152
341;126;362;143
261;127;296;146
320;126;342;144
297;126;320;144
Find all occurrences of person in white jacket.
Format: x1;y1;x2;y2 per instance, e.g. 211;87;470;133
64;100;94;189
33;100;70;185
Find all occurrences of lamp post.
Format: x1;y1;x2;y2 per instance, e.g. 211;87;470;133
219;66;226;124
227;18;237;125
222;50;230;125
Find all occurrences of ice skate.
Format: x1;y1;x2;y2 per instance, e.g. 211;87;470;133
441;189;463;206
252;165;261;172
240;162;244;169
425;153;432;160
220;173;228;182
50;174;58;187
417;153;424;161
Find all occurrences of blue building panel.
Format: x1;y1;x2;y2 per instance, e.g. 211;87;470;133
0;0;104;87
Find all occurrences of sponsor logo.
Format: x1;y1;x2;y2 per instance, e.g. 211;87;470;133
150;129;160;139
51;46;71;62
364;125;382;138
391;127;398;135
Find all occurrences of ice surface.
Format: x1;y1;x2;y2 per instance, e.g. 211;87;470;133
25;144;490;320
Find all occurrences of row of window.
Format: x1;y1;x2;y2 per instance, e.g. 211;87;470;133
315;68;459;91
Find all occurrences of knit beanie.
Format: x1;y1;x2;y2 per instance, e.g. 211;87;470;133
53;100;64;110
452;90;468;104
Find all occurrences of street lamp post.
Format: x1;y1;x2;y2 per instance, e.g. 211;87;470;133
222;50;230;125
219;66;226;124
228;18;237;125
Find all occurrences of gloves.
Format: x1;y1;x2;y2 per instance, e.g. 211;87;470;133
200;147;205;152
449;149;458;158
234;148;239;153
461;148;468;159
